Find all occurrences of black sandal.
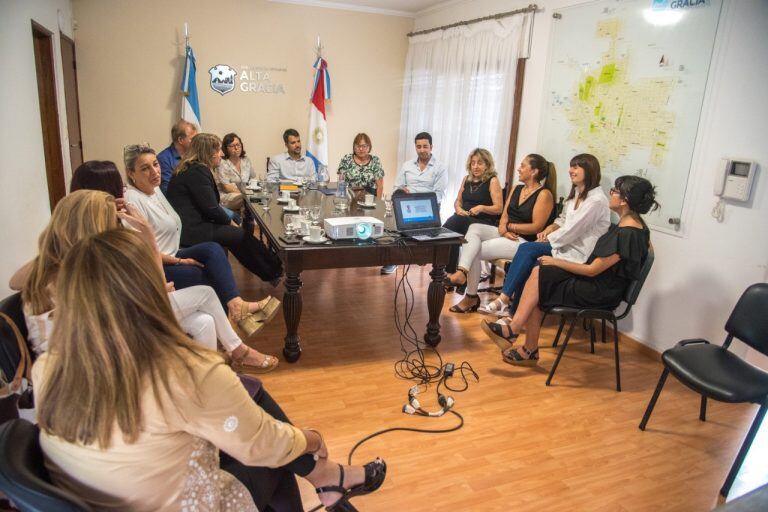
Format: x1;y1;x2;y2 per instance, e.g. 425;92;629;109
315;459;387;512
502;346;539;366
443;268;468;289
449;294;480;314
481;319;519;351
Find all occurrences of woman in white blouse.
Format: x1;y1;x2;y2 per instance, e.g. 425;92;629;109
481;153;611;318
216;132;258;211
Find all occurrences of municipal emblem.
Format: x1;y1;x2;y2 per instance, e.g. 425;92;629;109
209;64;236;95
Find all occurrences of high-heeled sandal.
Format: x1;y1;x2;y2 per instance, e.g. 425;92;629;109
315;459;387;512
233;297;281;338
502;346;539;366
478;298;510;318
480;319;519;351
449;294;480;313
230;347;279;375
443;268;468;289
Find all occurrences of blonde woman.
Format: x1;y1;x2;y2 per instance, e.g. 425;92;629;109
442;148;504;287
444;154;556;313
33;229;386;511
12;190;278;373
166;133;282;284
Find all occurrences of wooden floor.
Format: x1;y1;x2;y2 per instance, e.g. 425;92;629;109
237;264;758;512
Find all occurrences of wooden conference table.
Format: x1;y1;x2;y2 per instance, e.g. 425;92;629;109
242;186;462;362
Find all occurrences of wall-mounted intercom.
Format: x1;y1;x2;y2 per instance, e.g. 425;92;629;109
714;158;757;202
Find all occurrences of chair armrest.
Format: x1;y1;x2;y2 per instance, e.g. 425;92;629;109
676;338;710;347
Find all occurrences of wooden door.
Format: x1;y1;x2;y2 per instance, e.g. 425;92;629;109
32;21;66;210
60;34;83;172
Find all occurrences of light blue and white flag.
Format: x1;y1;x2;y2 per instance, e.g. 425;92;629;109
181;45;201;127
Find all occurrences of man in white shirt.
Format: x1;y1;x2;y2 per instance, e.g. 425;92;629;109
267;129;317;181
382;132;448;274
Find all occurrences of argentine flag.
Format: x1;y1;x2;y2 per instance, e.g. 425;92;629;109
181;46;201;128
306;57;330;178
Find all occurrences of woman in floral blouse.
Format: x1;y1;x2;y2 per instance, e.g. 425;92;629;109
337;133;384;198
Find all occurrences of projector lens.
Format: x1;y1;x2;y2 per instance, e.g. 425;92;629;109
356;222;372;240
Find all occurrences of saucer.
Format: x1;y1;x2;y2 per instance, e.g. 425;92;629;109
303;235;328;244
276;198;290;203
283;205;300;212
246;185;261;191
359;202;376;208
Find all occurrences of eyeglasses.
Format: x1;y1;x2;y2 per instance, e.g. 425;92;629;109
123;143;151;159
609;187;620;196
354;144;370;149
227;143;242;149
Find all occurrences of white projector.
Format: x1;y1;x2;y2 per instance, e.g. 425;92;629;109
324;216;384;240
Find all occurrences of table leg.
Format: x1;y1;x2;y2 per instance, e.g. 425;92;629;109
425;264;446;347
283;272;303;362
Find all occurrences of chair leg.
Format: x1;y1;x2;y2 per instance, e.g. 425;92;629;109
602;318;606;343
552;316;566;348
589;320;596;354
612;318;621;392
720;403;768;500
639;368;670;430
699;396;707;422
546;317;576;386
489;264;496;286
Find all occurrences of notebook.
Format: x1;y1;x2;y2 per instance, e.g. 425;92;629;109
393;192;463;241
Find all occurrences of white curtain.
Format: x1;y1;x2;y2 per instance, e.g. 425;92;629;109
398;14;531;220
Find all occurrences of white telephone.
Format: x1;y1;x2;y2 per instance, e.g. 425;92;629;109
714;158;757;202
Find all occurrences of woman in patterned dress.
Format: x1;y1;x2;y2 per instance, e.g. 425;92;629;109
337;133;385;198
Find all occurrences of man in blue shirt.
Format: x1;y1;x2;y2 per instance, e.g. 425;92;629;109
382;131;448;275
157;120;198;193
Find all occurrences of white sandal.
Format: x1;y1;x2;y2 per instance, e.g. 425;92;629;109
478;298;510;318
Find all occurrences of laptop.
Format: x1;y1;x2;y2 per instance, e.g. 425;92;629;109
393;192;463;241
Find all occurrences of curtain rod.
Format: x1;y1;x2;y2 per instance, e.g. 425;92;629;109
407;4;538;37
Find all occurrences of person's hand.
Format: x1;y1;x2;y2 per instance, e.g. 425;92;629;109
456;207;469;217
165;281;176;293
503;231;519;241
538;256;556;266
118;204;156;247
536;230;549;242
230;220;239;227
400;186;410;194
178;258;204;267
115;197;127;212
468;205;484;216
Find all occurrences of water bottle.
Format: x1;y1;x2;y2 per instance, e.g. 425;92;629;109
334;180;349;211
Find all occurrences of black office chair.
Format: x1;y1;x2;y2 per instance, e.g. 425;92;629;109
1;293;33;425
0;419;92;511
544;245;655;392
639;283;768;501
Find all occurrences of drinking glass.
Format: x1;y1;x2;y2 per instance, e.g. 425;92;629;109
384;194;393;216
283;214;296;237
309;205;322;226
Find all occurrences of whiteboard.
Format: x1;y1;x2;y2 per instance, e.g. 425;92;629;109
538;0;722;230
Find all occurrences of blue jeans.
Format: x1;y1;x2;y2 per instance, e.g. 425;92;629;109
222;206;242;225
163;242;239;306
502;242;552;309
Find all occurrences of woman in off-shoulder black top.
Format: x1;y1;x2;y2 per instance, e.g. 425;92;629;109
481;176;658;366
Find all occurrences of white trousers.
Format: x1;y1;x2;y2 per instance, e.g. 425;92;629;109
169;285;242;353
457;223;525;295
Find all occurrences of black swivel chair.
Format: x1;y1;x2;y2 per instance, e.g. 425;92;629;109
544;245;655;391
639;283;768;501
0;419;92;511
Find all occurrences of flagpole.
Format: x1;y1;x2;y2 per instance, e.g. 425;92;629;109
184;22;189;49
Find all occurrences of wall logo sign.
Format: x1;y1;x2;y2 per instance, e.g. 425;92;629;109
208;64;286;96
209;65;236;95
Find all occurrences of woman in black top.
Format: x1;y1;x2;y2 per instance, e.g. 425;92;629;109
481;175;657;366
442;148;503;278
166;133;282;284
444;154;556;313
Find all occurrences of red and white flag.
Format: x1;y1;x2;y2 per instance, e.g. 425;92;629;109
307;57;330;178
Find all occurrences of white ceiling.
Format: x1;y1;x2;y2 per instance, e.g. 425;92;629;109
268;0;458;17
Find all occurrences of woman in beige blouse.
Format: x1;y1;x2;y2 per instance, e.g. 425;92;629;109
216;132;258;211
34;228;387;511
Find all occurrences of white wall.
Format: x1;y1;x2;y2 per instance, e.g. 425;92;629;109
0;0;74;298
417;0;768;364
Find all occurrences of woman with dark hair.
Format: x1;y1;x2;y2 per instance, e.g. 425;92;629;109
337;133;385;197
70;160;125;207
33;228;387;511
166;133;283;285
216;132;257;211
479;153;611;317
482;176;658;365
444;153;555;313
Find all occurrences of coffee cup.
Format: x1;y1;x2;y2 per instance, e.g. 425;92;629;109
281;190;291;200
309;226;325;242
364;193;374;205
287;198;297;209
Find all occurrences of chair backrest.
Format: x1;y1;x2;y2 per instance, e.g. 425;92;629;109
725;283;768;355
0;419;92;511
621;244;655;310
0;293;28;386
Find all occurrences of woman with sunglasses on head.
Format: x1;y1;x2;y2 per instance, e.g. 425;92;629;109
480;153;611;318
483;176;657;365
166;133;283;285
32;228;386;511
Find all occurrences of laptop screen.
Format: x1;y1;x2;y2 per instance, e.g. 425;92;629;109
393;192;441;231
